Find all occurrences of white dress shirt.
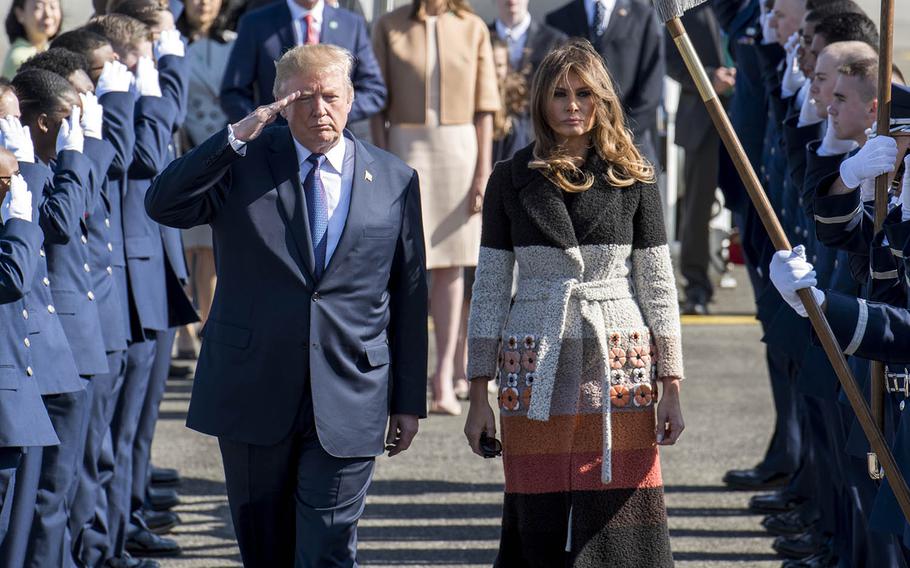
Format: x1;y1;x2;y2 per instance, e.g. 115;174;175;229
287;0;325;45
294;136;353;268
494;14;532;69
584;0;617;35
227;127;354;268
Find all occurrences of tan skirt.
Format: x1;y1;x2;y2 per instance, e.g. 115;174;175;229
389;123;479;269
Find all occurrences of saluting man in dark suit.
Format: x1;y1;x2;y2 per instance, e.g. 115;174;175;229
545;0;665;164
147;44;428;566
220;0;387;124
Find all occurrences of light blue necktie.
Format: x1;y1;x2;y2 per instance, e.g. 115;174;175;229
304;153;328;279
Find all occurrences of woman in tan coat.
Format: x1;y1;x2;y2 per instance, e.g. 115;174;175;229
371;0;500;414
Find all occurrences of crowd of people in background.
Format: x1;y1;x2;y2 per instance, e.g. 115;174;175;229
0;0;908;566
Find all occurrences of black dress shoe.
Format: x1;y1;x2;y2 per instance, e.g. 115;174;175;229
146;487;180;511
762;509;815;537
782;546;836;567
126;528;182;558
773;531;826;559
749;490;805;514
723;467;791;490
139;509;180;535
106;552;160;568
150;465;180;487
168;364;191;379
681;299;709;315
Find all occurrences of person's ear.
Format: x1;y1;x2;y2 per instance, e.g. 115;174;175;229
36;113;52;135
869;98;879;118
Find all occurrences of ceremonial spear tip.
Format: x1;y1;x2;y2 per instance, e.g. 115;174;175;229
651;0;708;23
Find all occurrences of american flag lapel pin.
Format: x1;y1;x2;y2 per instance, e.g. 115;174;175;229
365;170;373;182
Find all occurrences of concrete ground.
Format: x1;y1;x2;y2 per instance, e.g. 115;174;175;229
152;265;785;568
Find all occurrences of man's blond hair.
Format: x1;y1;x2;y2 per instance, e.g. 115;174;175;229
273;45;354;99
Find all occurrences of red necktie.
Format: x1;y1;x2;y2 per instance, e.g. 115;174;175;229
303;14;319;45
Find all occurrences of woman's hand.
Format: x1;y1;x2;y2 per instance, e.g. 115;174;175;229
464;379;497;457
656;377;684;445
468;176;485;215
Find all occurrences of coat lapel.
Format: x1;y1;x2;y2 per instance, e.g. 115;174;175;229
267;129;316;282
320;132;374;282
275;3;296;52
600;0;633;46
565;0;592;39
511;145;579;250
320;5;340;47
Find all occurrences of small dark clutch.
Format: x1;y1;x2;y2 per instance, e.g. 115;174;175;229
480;431;502;459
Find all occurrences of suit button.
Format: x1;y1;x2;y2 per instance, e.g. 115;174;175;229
39;248;45;257
22;309;28;320
107;243;113;252
87;291;95;301
105;218;110;228
902;401;906;411
43;277;50;287
107;266;113;275
48;305;56;314
83;263;91;272
24;337;30;348
312;292;320;301
26;366;33;377
81;235;88;244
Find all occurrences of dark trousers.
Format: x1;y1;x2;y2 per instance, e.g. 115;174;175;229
680;133;720;303
108;339;156;558
1;384;92;568
218;398;375;568
757;348;801;475
72;350;127;567
131;328;176;517
0;449;23;545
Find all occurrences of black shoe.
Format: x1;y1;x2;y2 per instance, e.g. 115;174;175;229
150;465;180;487
147;487;180;512
773;531;826;559
749;490;805;514
106;552;160;568
136;509;180;535
781;546;836;567
681;298;709;315
168;364;191;379
723;467;791;490
762;509;815;537
125;528;181;558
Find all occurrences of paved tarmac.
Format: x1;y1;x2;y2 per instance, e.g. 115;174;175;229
152;265;788;567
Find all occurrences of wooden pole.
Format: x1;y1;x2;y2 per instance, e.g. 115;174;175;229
869;0;895;480
664;15;910;523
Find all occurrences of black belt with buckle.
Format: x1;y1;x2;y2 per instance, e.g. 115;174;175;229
886;369;910;398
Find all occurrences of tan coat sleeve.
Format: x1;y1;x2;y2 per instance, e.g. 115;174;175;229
371;16;391;114
473;23;501;114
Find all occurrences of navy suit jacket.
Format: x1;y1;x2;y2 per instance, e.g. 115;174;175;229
219;2;387;124
146;126;428;456
0;218;59;448
546;0;664;164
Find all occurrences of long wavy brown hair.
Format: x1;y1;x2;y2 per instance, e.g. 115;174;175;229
529;40;654;192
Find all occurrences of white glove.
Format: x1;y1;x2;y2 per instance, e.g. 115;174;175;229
80;92;104;140
95;61;133;98
134;56;162;98
839;135;897;189
797;90;822;127
1;174;33;223
0;116;34;163
901;154;910;222
817;116;858;157
56;106;84;154
769;245;826;318
154;29;185;60
760;12;777;46
781;33;805;98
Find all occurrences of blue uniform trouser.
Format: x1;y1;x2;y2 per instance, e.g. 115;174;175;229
0;449;24;545
130;328;176;518
107;339;156;558
72;350;127;567
758;347;801;475
0;384;92;568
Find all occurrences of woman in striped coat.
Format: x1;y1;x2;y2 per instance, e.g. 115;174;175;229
464;40;685;567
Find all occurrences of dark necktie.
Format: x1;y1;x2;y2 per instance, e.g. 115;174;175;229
592;1;606;40
303;154;328;279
